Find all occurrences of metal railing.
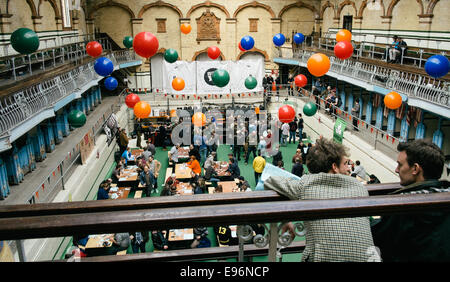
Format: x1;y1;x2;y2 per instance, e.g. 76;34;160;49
275;46;450;110
0;185;449;262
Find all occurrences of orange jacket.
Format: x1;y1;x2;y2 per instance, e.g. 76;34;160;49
187;159;202;175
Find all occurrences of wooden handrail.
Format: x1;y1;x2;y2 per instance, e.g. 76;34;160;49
0;191;449;241
57;240;306;262
0;183;401;218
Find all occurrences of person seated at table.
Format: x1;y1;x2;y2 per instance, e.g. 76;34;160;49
196;177;208;194
168;144;180;166
145;139;156;157
214;225;238;246
214;184;223;193
227;158;240;179
367;174;381;184
189;144;201;164
136;156;147;174
110;233;131;253
187;155;202;175
142;146;153;162
129;231;149;254
139;165;156;197
97;181;110;200
151;230;169;251
118;157;126;169
204;152;216;170
237;176;252;192
292;148;303;164
111;164;122;184
191;227;211;248
277;160;285;170
121;147;132;165
160;178;178;196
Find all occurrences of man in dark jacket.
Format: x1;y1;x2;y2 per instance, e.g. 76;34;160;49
291;157;304;178
130;231;149;253
371;139;450;262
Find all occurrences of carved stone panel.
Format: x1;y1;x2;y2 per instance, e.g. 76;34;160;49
196;9;220;42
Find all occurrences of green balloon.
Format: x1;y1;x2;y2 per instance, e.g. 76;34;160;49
212;69;230;88
123;36;133;49
245;76;257;90
11;28;40;54
303;102;317;117
68;110;87;128
164;48;178;63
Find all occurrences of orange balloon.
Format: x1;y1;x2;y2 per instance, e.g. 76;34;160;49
133;101;151;119
170;109;177;117
384;91;402;109
307;53;330;77
192;112;206;127
180;23;192;34
336;29;352;42
255;107;260;114
172;77;185;91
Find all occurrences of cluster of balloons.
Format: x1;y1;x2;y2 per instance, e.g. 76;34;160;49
333;29;354;60
125;93;152;119
88;43;118;92
272;32;305;47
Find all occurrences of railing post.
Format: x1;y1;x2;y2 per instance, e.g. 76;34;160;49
16;240;26;262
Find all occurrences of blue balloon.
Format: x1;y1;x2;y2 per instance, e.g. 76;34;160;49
94;57;114;77
240;36;255;50
273;33;285;47
424;55;450;78
104;76;118;91
293;33;305;44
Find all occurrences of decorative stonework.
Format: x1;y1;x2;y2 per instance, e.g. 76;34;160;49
156;18;166;33
196;9;220;42
249;18;258;32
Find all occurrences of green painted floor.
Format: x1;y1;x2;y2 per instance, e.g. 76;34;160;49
64;139;310;261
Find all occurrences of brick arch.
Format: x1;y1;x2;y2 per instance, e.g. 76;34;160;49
319;1;336;19
138;0;183;18
358;0;386;18
26;0;39;18
192;47;226;61
278;0;319;19
186;1;230;18
337;0;358;19
386;0;424;17
236;47;269;62
233;1;275;18
88;0;135;19
426;0;439;14
38;0;61;19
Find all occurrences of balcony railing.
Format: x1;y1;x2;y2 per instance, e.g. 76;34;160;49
0;50;140;138
0;183;449;262
274;42;450;112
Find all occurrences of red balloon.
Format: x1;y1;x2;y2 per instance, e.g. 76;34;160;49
278;105;296;123
334;41;354;60
133;32;159;59
294;74;307;88
86;41;103;57
238;42;245;52
207;46;221;60
125;93;140;108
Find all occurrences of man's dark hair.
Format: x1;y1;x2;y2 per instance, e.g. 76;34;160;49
397;139;444;180
306;138;349;173
356;160;360;166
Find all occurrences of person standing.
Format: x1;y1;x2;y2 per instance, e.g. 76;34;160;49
253;151;266;185
297;113;304;142
118;128;129;155
264;138;379;262
351;99;360;131
291;157;304;178
129;231;149;254
289;119;298;144
139;165;155;197
371;139;450;262
281;122;290;146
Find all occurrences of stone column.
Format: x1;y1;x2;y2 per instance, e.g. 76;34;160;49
32;16;43;32
226;18;237;60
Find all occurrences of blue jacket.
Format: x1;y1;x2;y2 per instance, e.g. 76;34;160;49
97;188;109;200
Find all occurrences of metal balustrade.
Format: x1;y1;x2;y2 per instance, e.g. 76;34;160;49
281;47;450;111
0;50;140;137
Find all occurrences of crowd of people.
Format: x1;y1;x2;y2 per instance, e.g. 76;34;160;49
86;103;449;262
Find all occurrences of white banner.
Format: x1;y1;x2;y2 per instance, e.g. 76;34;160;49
163;60;197;94
196;61;231;95
230;58;265;93
151;54;164;93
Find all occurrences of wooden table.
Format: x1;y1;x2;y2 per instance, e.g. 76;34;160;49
213;161;231;178
108;186;131;200
176;182;193;195
217;181;239;193
118;166;140;188
175;163;192;179
167;228;194;241
131;149;144;158
85;234;114;249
